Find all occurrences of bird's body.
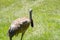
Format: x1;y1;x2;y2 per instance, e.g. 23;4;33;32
9;17;30;36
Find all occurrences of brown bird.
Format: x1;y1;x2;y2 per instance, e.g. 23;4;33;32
8;9;34;40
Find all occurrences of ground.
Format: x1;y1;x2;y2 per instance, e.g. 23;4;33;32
0;0;60;40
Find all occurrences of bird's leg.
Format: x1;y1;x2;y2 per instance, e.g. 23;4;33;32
21;32;25;40
10;37;12;40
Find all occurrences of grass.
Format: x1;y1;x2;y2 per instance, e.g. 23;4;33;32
0;0;60;40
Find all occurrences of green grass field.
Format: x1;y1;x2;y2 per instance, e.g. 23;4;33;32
0;0;60;40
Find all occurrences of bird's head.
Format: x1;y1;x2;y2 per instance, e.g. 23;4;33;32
29;9;33;14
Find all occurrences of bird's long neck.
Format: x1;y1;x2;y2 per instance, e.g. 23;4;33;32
29;10;34;27
29;11;32;20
